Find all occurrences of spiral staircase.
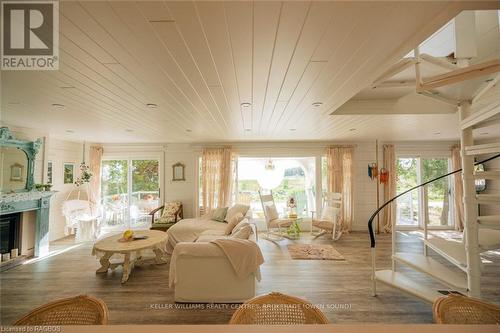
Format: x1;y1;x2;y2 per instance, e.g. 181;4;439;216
368;12;500;302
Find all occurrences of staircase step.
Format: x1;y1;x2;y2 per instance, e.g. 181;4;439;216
393;253;467;290
478;215;500;230
479;228;500;251
476;194;500;205
474;171;500;180
465;143;500;155
375;270;446;303
461;102;500;130
423;237;467;272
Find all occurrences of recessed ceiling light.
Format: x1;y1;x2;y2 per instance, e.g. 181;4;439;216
66;130;74;133
312;102;323;107
52;103;65;110
289;128;296;131
241;102;252;108
186;129;192;132
60;86;75;89
434;132;441;135
480;132;489;135
349;128;356;131
125;129;134;133
146;103;158;109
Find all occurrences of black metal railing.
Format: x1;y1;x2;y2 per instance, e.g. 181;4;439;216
368;153;500;248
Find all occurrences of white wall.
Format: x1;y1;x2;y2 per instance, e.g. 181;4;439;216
46;138;84;241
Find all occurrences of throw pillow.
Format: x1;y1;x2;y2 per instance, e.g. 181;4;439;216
211;207;228;222
264;204;279;221
231;219;249;235
224;212;245;235
225;204;250;223
155;216;177;224
231;225;253;239
160;201;181;221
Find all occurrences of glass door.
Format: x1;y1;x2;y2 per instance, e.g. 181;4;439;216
101;158;160;231
101;160;129;231
396;158;420;227
395;156;454;229
422;158;452;228
130;159;160;228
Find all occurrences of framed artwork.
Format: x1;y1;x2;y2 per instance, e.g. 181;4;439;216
47;161;53;184
172;162;185;181
63;163;75;184
10;163;24;181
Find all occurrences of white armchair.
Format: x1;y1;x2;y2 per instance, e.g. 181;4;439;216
311;192;343;241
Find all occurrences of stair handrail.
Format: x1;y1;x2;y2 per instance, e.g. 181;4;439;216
368;153;500;248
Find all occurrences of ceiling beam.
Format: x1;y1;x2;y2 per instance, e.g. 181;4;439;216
418;59;500;91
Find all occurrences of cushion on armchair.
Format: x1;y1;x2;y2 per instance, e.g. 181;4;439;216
158;201;181;223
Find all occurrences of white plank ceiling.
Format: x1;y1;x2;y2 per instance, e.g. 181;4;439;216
1;1;498;143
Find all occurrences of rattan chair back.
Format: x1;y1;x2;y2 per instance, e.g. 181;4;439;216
14;295;109;325
229;292;329;324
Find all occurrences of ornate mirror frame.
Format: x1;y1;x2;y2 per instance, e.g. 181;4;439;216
172;162;186;181
0;127;42;191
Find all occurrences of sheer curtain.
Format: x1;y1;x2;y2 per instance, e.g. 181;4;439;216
326;146;354;232
201;147;233;214
451;144;465;231
89;145;103;205
382;144;396;233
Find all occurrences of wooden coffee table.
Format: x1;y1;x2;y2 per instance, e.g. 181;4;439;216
92;230;168;283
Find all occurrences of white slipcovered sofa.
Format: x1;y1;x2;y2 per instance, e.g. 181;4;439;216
170;227;259;303
166;204;262;303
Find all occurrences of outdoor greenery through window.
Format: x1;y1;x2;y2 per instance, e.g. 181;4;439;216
101;159;159;230
396;157;453;228
236;157;316;218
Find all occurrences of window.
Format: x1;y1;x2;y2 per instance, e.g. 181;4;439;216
236;157;316;218
396;156;453;229
101;158;160;231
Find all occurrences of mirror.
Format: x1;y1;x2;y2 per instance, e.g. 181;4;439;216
172;162;185;181
0;127;42;193
1;147;28;192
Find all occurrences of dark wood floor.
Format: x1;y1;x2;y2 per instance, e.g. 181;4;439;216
1;231;499;325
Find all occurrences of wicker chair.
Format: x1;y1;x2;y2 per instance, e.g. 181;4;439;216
14;295;109;325
433;295;500;324
229;292;329;324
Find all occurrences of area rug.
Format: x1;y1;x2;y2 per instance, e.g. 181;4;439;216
287;244;345;260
